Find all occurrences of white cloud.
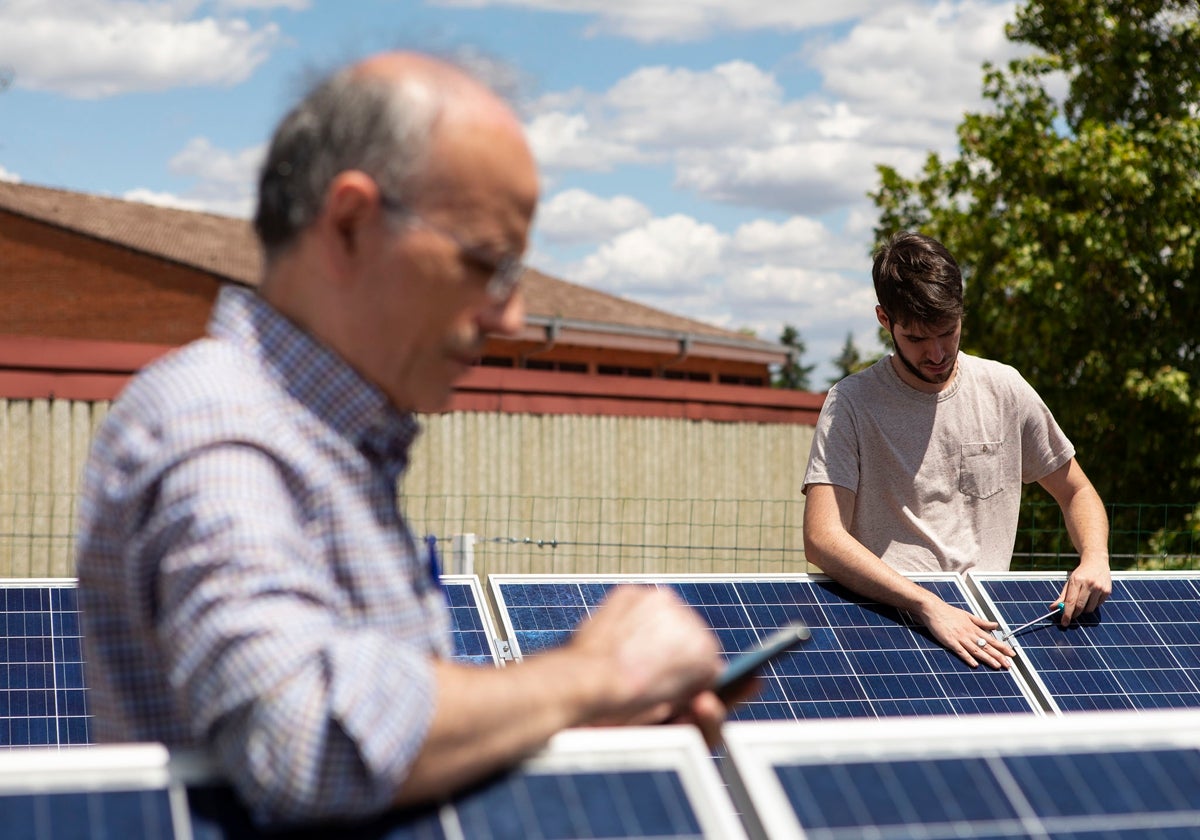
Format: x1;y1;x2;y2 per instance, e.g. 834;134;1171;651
122;187;251;219
526;112;643;171
216;0;309;9
529;61;846;213
712;260;883;380
434;0;889;42
0;164;20;183
573;214;727;293
815;102;873;141
601;61;795;149
168;137;265;194
525;1;1018;215
551;204;886;382
449;3;1019;379
0;0;280;98
811;0;1024;135
122;137;263;219
730;217;863;270
674;142;875;214
536;189;652;244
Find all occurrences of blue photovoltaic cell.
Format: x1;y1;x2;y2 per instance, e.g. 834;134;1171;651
0;583;90;747
0;577;495;751
440;577;500;666
491;576;1039;720
973;573;1200;713
185;766;705;839
0;788;177;840
454;768;704;839
771;746;1200;838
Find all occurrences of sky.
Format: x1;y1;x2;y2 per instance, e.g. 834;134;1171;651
0;0;1031;385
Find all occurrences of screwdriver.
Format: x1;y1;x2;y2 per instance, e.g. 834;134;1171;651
999;602;1066;641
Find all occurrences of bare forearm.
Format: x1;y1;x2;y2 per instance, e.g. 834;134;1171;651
1062;482;1110;563
396;652;605;805
397;585;722;806
804;525;941;618
1038;459;1112;619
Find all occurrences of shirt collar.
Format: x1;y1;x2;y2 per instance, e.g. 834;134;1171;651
208;284;421;457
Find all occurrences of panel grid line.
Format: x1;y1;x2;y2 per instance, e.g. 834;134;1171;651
490;574;1042;722
971;572;1200;713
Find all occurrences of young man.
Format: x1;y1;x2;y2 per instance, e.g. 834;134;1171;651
802;231;1111;670
75;52;728;828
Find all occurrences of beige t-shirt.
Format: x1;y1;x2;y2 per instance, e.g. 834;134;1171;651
802;352;1074;573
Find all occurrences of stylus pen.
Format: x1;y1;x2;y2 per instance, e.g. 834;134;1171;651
999;602;1066;641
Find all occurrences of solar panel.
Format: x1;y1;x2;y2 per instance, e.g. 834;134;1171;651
0;580;90;747
0;743;182;840
176;725;745;839
488;573;1043;720
970;571;1200;714
440;574;503;666
0;576;498;751
722;709;1200;839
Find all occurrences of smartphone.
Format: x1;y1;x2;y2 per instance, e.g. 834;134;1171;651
713;620;811;702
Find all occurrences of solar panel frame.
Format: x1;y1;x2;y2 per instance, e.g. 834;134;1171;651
439;574;504;666
722;709;1200;840
0;742;186;840
0;578;91;747
488;573;1046;720
171;725;746;839
968;571;1200;714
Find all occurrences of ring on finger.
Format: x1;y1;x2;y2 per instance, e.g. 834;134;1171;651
975;637;988;648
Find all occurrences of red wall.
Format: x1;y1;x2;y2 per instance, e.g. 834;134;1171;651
0;212;220;345
1;212;822;423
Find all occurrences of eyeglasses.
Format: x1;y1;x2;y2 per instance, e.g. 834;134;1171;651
378;194;526;303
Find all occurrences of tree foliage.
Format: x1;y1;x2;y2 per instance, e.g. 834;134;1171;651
775;324;816;390
828;332;875;386
872;0;1200;517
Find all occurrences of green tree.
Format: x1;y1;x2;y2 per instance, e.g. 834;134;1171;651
775;324;815;390
872;0;1200;524
828;332;868;386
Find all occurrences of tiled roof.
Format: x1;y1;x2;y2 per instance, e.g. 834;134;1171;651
0;180;261;284
0;180;780;352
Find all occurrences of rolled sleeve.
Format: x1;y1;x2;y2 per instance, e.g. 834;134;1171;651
143;444;440;823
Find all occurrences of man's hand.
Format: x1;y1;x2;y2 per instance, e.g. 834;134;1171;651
570;585;725;730
917;600;1015;670
1038;459;1111;626
1058;552;1112;625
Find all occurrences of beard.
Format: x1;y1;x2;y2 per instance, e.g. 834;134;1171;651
892;336;958;386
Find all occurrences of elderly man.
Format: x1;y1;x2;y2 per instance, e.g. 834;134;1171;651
76;52;725;827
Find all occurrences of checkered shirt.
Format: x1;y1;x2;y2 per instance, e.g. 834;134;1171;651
76;284;452;825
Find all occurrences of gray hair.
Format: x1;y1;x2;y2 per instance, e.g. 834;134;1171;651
252;66;441;260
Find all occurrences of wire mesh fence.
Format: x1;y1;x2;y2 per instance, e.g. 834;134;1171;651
403;494;811;582
407;496;1200;581
1;492;1196;579
1013;501;1200;572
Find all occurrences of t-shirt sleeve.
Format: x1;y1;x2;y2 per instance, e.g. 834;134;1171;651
1014;374;1076;483
802;386;861;495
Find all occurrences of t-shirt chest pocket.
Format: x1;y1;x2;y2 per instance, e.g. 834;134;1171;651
959;441;1004;499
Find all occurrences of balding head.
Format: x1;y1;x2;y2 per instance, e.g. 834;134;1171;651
251;50;538;413
253;51;523;260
